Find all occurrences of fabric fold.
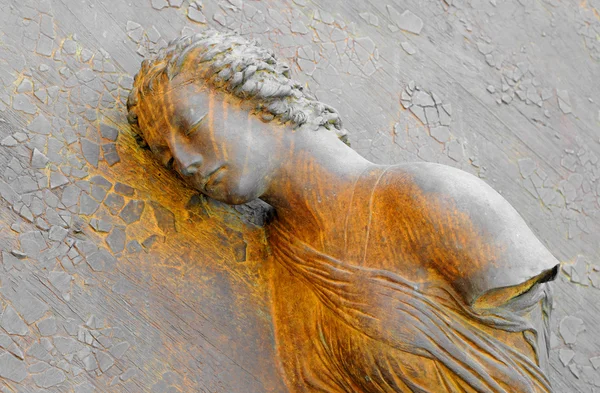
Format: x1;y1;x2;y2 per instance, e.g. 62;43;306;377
269;221;553;393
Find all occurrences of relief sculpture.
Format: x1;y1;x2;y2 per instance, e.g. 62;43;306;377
127;30;560;392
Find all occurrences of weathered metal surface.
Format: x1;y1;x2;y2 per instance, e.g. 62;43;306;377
0;0;598;391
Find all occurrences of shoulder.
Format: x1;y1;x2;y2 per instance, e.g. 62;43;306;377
375;163;559;307
382;162;503;208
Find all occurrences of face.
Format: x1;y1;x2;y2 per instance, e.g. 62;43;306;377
137;75;284;204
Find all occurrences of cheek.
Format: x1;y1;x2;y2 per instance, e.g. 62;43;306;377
220;171;264;202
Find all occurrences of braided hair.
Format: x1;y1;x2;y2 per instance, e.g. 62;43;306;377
127;29;349;145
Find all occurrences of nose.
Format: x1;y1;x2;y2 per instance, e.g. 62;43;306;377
178;157;203;176
168;132;203;177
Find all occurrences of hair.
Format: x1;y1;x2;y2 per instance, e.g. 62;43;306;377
126;29;349;145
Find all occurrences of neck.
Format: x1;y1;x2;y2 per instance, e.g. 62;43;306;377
260;127;376;245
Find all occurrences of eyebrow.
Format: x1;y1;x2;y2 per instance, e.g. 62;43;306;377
185;114;208;136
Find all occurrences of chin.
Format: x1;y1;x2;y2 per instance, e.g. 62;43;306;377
205;185;255;205
231;186;261;204
225;195;253;205
204;176;264;205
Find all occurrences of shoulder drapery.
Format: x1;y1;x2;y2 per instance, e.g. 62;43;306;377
269;220;553;393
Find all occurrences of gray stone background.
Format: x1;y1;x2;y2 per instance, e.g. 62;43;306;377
0;0;599;391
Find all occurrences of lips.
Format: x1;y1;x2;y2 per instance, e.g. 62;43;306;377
202;166;225;191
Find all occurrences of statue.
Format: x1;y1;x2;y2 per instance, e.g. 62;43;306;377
127;30;560;393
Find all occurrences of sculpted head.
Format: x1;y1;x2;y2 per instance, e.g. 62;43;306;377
127;29;348;204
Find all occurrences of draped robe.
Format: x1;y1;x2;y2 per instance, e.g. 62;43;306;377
268;164;559;393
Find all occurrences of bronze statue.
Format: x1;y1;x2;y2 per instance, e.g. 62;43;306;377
127;30;559;393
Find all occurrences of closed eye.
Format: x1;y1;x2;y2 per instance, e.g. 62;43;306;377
185;114;207;137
